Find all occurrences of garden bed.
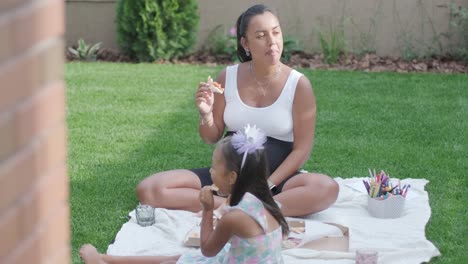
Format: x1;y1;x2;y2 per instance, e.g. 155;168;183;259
67;48;468;74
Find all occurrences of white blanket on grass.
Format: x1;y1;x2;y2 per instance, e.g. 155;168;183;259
106;177;440;263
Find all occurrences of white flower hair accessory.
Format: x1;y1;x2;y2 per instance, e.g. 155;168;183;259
231;124;267;169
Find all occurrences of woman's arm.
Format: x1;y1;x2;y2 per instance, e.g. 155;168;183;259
268;75;316;185
197;70;227;144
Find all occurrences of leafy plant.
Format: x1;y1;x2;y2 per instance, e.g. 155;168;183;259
398;32;422;61
68;38;101;61
205;25;238;62
281;36;302;63
317;19;347;64
448;3;468;63
116;0;199;62
349;16;378;58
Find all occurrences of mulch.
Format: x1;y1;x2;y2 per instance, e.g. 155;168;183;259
69;48;468;74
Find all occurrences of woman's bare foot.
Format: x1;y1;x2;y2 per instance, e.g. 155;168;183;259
79;244;104;264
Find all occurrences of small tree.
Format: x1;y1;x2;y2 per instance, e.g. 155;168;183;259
116;0;199;62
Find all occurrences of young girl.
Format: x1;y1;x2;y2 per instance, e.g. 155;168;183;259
80;125;289;264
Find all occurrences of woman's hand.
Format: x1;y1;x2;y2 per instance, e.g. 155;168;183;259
195;82;214;116
199;186;215;211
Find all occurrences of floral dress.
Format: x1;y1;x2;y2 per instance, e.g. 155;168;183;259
176;192;284;264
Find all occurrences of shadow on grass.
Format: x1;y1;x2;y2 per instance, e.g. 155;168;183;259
67;63;221;263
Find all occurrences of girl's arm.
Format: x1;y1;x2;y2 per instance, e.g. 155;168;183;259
199;212;231;257
199;186;233;256
200;209;265;257
268;75;316;185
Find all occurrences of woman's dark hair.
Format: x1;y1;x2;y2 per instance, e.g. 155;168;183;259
235;4;277;62
217;136;289;237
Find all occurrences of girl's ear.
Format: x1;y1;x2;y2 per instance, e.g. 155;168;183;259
228;171;238;186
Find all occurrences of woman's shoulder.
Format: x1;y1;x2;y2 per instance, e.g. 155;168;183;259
291;68;313;96
297;74;312;90
216;63;248;87
214;63;241;85
214;68;227;84
285;66;310;87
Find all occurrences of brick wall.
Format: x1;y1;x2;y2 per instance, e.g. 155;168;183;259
0;0;70;263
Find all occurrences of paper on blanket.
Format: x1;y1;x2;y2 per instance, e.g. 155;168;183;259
183;217;344;248
287;218;344;243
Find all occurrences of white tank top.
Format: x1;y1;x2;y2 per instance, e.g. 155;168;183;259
223;64;303;142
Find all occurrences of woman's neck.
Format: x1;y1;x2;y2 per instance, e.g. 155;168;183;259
250;61;281;80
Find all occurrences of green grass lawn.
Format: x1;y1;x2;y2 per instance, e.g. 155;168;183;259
66;62;467;264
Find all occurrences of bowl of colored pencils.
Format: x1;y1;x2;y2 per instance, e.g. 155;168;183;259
363;169;410;219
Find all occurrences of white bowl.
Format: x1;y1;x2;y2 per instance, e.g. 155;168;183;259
367;195;405;219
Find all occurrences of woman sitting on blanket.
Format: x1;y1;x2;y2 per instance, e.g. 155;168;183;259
80;125;289;264
137;3;338;217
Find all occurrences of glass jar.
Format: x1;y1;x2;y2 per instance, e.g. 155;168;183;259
135;204;155;227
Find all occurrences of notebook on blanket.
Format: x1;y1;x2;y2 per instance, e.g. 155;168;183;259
106;177;440;264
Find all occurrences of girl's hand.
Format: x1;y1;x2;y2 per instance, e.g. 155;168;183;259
199;186;214;211
195;82;214;116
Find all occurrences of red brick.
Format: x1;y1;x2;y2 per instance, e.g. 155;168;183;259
15;81;66;149
0;0;64;103
0;46;41;114
19;164;68;241
0;0;68;262
7;227;41;264
0;114;15;161
0;40;64;114
0;18;13;63
41;204;70;262
47;244;71;264
0;0;30;11
0;200;21;261
0;123;67;212
0;143;35;212
36;122;67;175
0;164;68;262
39;40;65;87
10;0;64;60
5;204;69;264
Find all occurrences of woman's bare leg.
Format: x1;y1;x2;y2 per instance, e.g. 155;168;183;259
275;173;339;217
136;169;225;211
79;244;180;264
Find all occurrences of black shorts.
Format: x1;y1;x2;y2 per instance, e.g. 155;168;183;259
189;134;301;195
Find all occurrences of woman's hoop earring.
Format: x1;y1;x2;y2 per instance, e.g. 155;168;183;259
245;50;250;57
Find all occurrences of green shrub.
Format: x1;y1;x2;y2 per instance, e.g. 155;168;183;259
116;0;199;62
